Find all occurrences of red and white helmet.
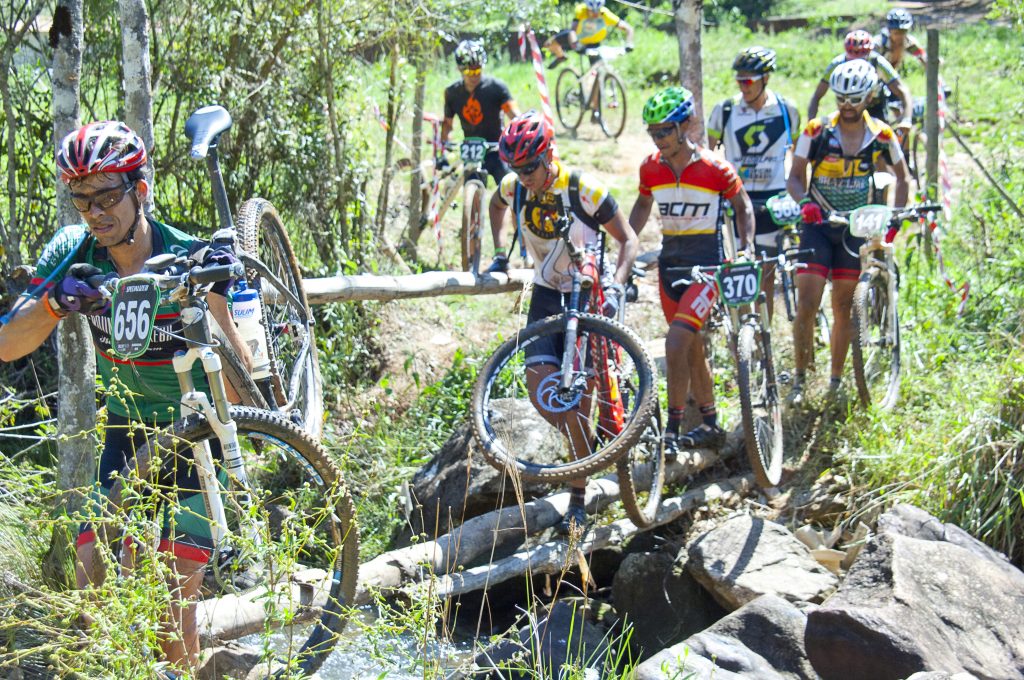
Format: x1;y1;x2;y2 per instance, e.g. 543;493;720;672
56;121;147;183
844;30;874;59
499;111;554;167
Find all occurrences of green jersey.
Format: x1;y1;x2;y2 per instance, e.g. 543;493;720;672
30;219;211;422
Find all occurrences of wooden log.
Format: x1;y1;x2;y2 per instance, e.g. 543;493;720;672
303;269;533;304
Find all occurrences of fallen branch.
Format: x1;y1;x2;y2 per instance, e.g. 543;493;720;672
303;269;533;304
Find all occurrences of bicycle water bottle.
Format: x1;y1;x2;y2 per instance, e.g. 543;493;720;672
230;282;272;380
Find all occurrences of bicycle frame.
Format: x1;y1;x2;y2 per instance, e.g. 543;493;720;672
424;138;497;228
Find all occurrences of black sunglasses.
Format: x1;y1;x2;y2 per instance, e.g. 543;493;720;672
512;159;544;176
69;181;137;213
647;125;677;140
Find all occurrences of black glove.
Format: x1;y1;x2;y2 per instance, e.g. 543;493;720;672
200;246;240;297
435;155;451;173
485;255;509;274
54;263;111;316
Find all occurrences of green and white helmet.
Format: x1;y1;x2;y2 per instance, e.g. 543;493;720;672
642;86;695;125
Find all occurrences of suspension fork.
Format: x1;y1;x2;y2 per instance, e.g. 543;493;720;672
559;273;590;393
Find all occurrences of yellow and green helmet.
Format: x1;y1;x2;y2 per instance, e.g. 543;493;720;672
642;86;695;125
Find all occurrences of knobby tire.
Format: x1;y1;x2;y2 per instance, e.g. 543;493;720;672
616;401;665;528
555;68;584;133
851;268;901;410
737;322;784;487
462;180;484;274
598;72;627;139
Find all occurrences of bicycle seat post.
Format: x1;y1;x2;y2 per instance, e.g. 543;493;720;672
184;105;235;232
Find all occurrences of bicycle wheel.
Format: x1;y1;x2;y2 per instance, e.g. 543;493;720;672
597;72;627;139
851;268;901;409
472;313;656;483
236;198;323;440
777;230;798;322
461;179;485;274
737;322;783;487
616;402;665;528
127;407;359;676
555;68;585;134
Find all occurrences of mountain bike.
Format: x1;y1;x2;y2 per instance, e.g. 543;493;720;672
184;105;322;439
470;219;661;527
554;45;628;139
86;254;359;676
832;202;940;409
668;253;797;488
420;123;499;274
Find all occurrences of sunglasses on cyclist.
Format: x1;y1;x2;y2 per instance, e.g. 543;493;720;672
835;93;868;106
461;66;482;76
735;75;764;86
69;181;137;213
647;125;677;141
512;158;544;176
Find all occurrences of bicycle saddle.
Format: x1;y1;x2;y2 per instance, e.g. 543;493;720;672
184;105;232;160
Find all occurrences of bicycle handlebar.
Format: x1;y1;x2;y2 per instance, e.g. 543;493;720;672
88;261;244;298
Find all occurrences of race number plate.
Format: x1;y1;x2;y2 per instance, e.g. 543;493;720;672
716;262;762;307
765;193;801;226
460;137;487;164
849;204;893;239
110;276;160;358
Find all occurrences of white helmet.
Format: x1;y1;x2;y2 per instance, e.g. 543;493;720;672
584;0;605;10
829;59;878;98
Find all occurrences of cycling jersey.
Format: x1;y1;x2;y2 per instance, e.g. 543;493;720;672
821;51;900;87
497;160;617;292
638;147;741;268
873;29;926;71
29;219;210;421
707;91;799;194
573;5;621;45
444;76;513;143
794;111;903;214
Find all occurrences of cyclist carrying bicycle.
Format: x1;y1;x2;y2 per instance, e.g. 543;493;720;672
439;39;519;187
0;121;251;675
628;87;755;453
807;30;913;138
874;9;928;72
708;46;800;317
485;110;638;534
787;61;909;403
543;0;635;70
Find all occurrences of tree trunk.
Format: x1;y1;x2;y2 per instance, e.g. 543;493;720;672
316;0;347;265
44;0;96;590
405;58;427;257
375;42;400;239
119;0;154;213
674;0;706;144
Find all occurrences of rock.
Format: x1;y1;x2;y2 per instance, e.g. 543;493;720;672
790;472;851;524
805;531;1024;680
611;550;726;659
197;642;262;679
877;503;1019;579
635;594;817;680
904;673;980;680
472;599;621;678
405;419;552;537
687;514;838;610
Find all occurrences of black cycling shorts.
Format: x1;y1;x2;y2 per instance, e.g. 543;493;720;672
524;284;571;367
798;221;864;282
467;151;509;189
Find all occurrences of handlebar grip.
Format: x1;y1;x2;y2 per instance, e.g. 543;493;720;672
189;262;243;286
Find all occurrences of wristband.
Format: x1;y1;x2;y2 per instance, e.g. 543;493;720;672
493;247;507;256
799;198;814;206
44;291;67;320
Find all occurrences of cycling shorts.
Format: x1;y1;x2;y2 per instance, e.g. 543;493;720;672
524;284;572;367
798;221;864;281
77;413;225;563
658;263;718;333
467;151;508;189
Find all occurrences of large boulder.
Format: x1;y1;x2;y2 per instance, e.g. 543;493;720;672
805;529;1024;680
687;514;838;610
611;550;726;659
635;594;817;680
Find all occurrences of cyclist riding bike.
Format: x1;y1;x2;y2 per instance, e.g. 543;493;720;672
787;60;910;403
485;110;638;534
874;9;928;72
543;0;635;70
0;121;252;675
440;39;519;186
807;30;913;137
708;46;800;317
628;87;755;453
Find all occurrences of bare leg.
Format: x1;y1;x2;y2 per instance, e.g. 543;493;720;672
160;556;206;672
793;273;827;376
526;364;593;492
828;278;859;380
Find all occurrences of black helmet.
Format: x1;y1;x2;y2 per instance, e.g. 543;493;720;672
886;8;913;30
732;46;776;74
454;39;486;68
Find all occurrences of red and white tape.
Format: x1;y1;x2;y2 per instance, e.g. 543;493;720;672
519;26;557;139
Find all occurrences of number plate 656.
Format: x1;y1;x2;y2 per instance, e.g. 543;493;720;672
716;262;762;307
111;276;160;358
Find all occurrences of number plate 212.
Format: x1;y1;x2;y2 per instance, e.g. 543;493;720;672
716;262;762;307
111;277;161;358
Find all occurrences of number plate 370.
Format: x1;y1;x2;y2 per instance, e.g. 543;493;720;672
716;262;762;307
111;277;161;358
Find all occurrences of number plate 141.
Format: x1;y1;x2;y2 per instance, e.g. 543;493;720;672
111;277;161;358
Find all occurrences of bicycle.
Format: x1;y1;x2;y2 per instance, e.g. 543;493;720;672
554;45;628;139
831;202;940;409
470;218;662;528
86;253;359;676
419;120;499;274
184;105;322;439
667;253;798;488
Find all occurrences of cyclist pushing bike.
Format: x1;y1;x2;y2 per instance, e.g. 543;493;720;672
0;121;250;676
708;46;800;317
786;60;909;404
543;0;634;70
628;87;755;454
439;39;519;187
485;110;638;534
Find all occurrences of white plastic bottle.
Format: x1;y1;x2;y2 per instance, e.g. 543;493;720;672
230;283;272;380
